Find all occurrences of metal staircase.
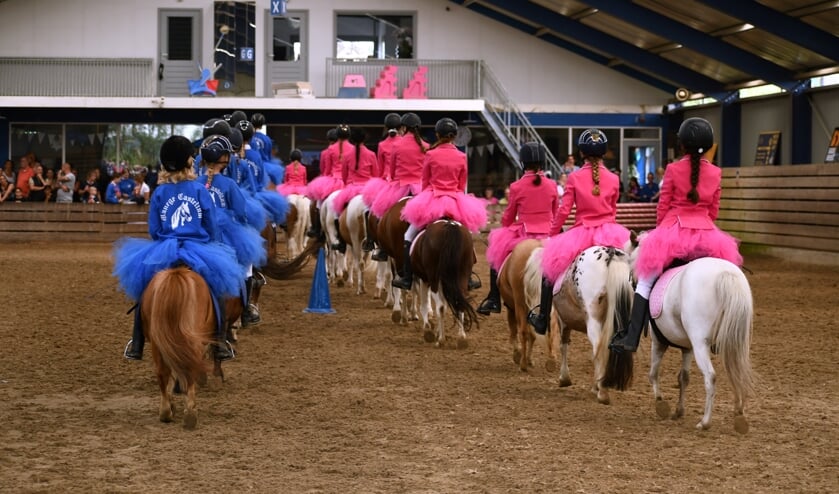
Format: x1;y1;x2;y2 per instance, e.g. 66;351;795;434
477;61;561;177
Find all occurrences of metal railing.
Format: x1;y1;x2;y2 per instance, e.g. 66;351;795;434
325;58;479;99
0;58;155;97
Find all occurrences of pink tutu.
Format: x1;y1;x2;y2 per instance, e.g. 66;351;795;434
370;181;420;218
361;177;389;209
306;176;343;202
542;223;631;284
634;224;742;280
332;184;364;216
401;190;488;233
485;224;545;271
277;183;307;196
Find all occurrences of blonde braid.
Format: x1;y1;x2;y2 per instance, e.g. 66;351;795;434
590;158;602;196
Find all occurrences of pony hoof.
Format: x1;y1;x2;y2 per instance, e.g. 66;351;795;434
558;377;572;388
655;400;671;419
456;338;468;350
695;421;711;431
391;311;401;324
183;411;198;430
423;330;436;343
159;410;173;423
733;415;749;434
544;358;557;373
513;349;522;365
597;394;611;405
336;279;345;288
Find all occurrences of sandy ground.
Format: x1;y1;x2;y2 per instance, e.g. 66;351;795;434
0;238;837;493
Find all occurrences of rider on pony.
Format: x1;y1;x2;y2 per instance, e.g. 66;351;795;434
609;117;743;353
306;124;352;243
528;129;630;334
477;142;559;315
391;118;488;289
197;135;267;331
361;112;402;258
115;135;243;361
276;148;308;196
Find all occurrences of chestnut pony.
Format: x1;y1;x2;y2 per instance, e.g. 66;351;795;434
140;266;221;430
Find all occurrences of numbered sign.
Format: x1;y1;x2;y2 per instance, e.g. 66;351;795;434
239;47;254;62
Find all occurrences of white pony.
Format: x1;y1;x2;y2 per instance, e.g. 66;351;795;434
338;195;375;295
605;247;755;433
321;190;347;286
524;245;634;405
285;194;311;259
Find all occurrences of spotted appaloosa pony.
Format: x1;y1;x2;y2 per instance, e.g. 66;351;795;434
527;245;634;405
605;254;755;433
411;219;479;348
140;267;220;430
338;195;373;295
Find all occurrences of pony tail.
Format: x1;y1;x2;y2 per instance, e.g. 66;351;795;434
532;168;542;186
205;166;215;189
688;152;701;204
338;140;345;161
591;159;601;196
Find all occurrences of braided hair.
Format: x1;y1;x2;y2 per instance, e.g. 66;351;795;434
687;151;701;204
589;157;602;196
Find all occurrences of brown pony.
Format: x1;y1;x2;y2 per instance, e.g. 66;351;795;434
497;239;556;372
376;197;416;323
140;266;220;430
411;219;479;348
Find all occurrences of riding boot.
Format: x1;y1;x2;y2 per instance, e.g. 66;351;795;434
241;277;261;327
362;210;375;252
609;293;650;353
391;240;413;289
123;304;144;360
214;298;235;361
306;206;322;239
468;272;482;291
527;277;554;335
332;218;346;253
477;269;502;315
371;248;388;261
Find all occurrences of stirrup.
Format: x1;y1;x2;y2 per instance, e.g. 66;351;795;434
215;340;235;361
123;339;142;360
526;308;548;335
468;272;482;290
608;331;637;354
476;298;501;315
392;276;412;290
362;239;375;252
371;249;388;261
241;304;261;327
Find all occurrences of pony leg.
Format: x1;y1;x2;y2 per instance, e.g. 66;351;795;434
558;325;573;387
508;307;523;367
691;344;717;431
455;310;468;350
157;361;175;423
675;349;693;421
516;313;531;372
434;289;446;347
649;337;671;419
543;311;559;374
183;379;198;430
586;317;610;405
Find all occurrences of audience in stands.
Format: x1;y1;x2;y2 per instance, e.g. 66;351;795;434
0;174;14;203
55;162;76;203
15;155;34;200
27;162;48;202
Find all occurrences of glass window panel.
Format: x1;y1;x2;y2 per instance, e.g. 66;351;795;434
273;16;302;62
168;17;193;61
336;14;414;59
214;1;256;96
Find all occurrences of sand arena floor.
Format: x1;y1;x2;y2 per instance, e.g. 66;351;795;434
0;239;837;493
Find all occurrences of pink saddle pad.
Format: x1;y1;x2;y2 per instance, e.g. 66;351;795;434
649;264;688;318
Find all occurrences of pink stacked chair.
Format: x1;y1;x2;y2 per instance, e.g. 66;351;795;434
402;66;428;99
370;65;398;99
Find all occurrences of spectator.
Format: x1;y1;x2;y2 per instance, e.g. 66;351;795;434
560;154;580;175
87;185;101;204
0;174;14;203
132;168;150;205
27;162;48;202
79;170;99;203
15;155;35;199
626;176;641;202
556;172;568;199
651;167;665;202
117;168;136;202
44;168;56;202
104;174;122;204
55;162;76;203
638;172;660;203
13;187;24;202
2;159;16;187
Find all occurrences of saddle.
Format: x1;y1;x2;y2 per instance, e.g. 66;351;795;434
648;259;691;350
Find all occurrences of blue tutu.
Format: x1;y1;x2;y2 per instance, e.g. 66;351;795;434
264;160;285;185
244;193;269;231
113;237;244;301
217;211;267;268
256;190;290;224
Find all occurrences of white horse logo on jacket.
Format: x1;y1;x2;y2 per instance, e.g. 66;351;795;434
170;201;193;229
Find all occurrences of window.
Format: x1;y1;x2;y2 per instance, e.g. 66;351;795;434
336;13;414;60
214;1;256;96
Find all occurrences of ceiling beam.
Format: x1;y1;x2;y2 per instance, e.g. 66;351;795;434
460;0;726;93
582;0;798;87
696;0;839;62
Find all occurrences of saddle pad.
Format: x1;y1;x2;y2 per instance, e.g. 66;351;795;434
649;264;689;318
410;219;463;256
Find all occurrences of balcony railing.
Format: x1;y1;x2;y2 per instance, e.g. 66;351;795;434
0;58;155;97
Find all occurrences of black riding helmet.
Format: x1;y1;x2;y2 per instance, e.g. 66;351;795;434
350;127;367;145
159;136;195;172
228;110;248;127
202;118;231;139
200;135;234;164
384;112;402;130
336;124;351;140
519;142;546;168
435;118;458;138
578;128;608;157
401;112;421;130
250;112;266;129
236;120;255;142
290;148;302;161
326;128;338;142
678;117;714;153
228;128;244;152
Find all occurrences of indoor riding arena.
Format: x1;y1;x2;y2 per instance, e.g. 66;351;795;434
1;169;837;492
